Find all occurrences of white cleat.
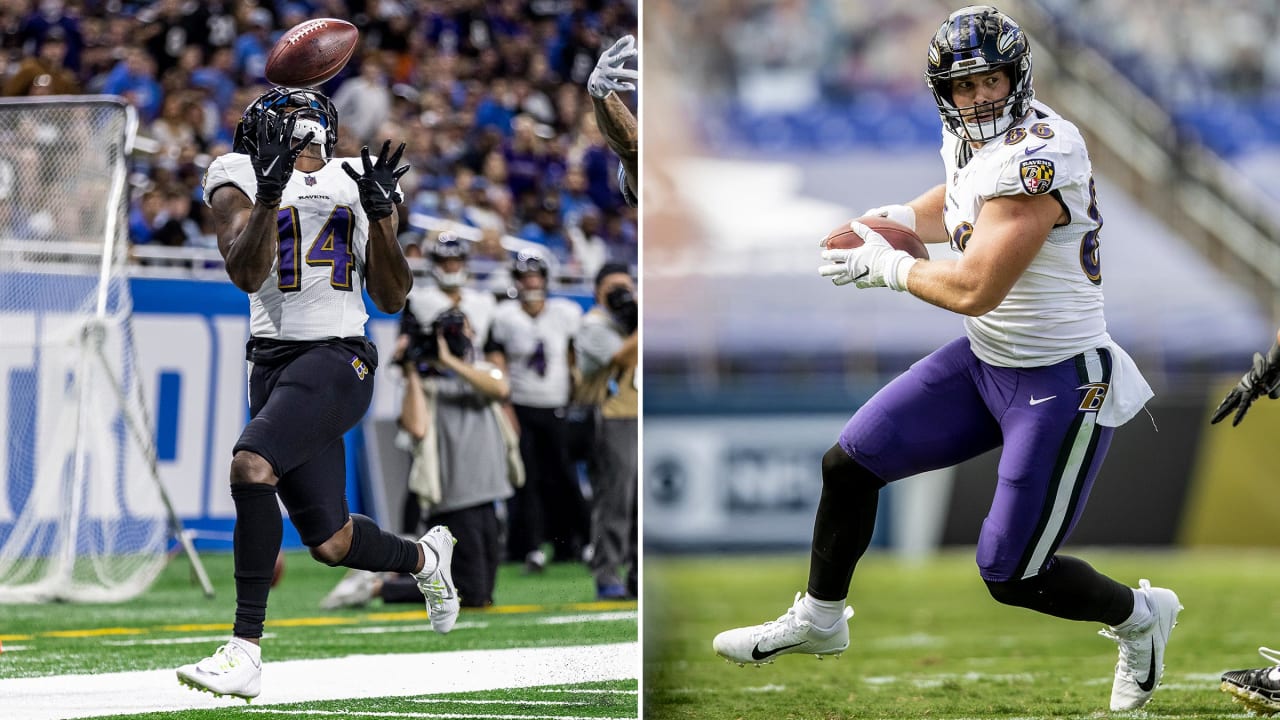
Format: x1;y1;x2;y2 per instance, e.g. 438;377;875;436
319;569;379;609
712;592;854;666
414;525;459;634
1100;579;1181;711
175;638;262;701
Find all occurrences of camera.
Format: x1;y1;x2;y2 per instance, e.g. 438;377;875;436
402;308;471;374
605;286;638;335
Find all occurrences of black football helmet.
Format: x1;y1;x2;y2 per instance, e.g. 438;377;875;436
511;248;549;280
925;6;1034;142
429;231;470;289
233;86;340;158
510;248;549;302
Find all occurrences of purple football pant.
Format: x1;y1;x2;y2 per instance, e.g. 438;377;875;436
838;337;1114;583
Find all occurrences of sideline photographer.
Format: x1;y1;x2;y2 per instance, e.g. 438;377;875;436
383;307;516;608
574;263;638;600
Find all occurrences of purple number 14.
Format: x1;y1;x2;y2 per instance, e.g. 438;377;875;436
276;205;355;292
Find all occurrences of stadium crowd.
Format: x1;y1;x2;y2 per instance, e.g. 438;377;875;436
0;0;638;281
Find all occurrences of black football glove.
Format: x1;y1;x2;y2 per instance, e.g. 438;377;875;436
1210;342;1280;426
251;113;315;207
342;140;409;221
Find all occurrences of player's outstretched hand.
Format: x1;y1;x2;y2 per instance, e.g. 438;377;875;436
588;34;638;99
1211;342;1280;426
252;113;314;206
342;140;409;221
818;221;913;291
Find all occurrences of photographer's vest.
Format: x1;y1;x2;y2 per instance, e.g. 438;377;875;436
602;363;637;419
574;308;637;420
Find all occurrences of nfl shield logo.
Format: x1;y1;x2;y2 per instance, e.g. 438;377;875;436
305;175;317;186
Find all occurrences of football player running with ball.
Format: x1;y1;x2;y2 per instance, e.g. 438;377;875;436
177;87;460;701
714;6;1180;713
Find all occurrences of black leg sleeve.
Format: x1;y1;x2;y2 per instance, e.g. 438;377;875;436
806;445;886;602
232;482;282;639
986;555;1134;624
338;513;420;574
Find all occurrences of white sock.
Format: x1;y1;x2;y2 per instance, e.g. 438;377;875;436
799;594;847;629
229;636;262;664
1112;588;1153;633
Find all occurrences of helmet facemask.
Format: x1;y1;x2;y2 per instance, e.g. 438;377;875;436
926;6;1034;143
233;87;340;159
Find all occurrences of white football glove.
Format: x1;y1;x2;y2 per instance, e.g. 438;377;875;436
860;203;916;232
588;35;639;99
818;221;917;291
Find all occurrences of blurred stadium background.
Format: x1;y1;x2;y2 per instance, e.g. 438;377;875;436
0;0;639;716
643;0;1280;715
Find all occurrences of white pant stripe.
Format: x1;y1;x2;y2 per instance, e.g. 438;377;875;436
1021;349;1102;579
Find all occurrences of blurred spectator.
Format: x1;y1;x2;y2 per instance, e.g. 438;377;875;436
101;48;163;121
128;189;163;246
233;8;273;83
4;27;78;96
191;47;237;109
332;55;393;147
18;0;83;72
151;93;198;164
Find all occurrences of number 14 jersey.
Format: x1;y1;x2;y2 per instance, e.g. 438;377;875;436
203;153;374;341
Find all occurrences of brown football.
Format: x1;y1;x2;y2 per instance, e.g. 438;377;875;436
264;18;359;88
823;216;930;260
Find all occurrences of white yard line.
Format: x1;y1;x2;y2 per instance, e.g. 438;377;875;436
536;688;637;694
3;642;638;720
103;633;278;646
335;622;489;635
536;612;636;625
244;707;634;712
410;699;588;705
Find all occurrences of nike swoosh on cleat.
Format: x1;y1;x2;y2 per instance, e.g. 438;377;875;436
1028;395;1057;405
1025;143;1047;155
1138;638;1157;692
751;641;806;661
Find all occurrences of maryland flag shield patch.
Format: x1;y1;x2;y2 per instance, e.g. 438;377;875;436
1019;158;1055;195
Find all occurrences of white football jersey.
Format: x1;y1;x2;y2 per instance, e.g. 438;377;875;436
406;284;496;347
488;298;583;407
941;101;1106;367
203;153;375;341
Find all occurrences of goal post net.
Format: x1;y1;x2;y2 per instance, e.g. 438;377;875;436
0;96;194;602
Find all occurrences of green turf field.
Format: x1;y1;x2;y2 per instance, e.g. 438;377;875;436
644;549;1280;719
3;549;637;719
88;680;640;720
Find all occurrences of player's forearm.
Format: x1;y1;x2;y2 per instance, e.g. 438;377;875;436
364;213;412;314
399;369;428;439
906;184;949;245
223;203;281;294
440;356;509;401
592;94;638;183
